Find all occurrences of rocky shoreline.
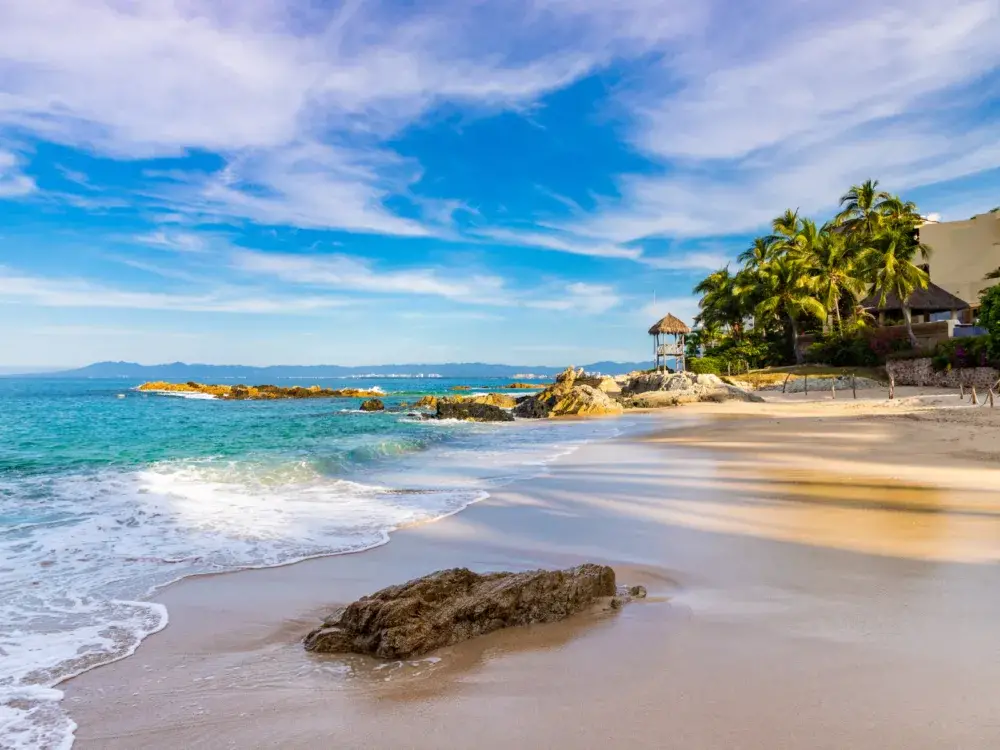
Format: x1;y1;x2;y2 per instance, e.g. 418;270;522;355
137;381;383;400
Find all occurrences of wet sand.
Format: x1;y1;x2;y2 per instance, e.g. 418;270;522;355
66;393;1000;749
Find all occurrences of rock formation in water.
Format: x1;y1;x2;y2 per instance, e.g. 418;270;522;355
433;398;515;422
513;367;624;418
414;395;438;409
359;398;385;412
303;564;618;659
137;381;383;400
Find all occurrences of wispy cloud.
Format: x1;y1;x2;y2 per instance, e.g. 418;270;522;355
529;282;621;314
0;149;36;197
562;0;1000;241
0;268;351;314
132;230;207;253
641;250;731;272
473;227;642;259
232;250;506;302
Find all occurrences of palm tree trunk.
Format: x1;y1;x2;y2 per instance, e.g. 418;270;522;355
834;299;842;331
789;314;803;364
902;305;918;349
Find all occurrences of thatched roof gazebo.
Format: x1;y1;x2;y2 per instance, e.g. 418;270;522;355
861;282;970;324
648;313;691;372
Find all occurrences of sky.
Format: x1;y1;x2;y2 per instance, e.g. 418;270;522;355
1;0;999;368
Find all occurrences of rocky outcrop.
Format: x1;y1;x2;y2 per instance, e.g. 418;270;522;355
504;382;540;389
303;564;618;659
137;382;383;400
414;395;438;409
577;374;622;395
620;371;762;407
466;392;517;408
360;398;385;412
450;385;473;391
434;398;515;422
513;367;624;418
886;358;999;389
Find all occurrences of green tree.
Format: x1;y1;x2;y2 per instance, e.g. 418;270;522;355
803;229;867;330
754;256;827;364
862;223;930;349
836;179;894;238
694;267;749;339
738;236;775;270
980;285;1000;358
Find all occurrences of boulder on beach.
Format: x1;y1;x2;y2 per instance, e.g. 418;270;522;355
434;398;515;422
620;371;762;407
359;398;384;412
303;564;618;659
513;367;624;418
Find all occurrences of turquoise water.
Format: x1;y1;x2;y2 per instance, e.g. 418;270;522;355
0;377;629;749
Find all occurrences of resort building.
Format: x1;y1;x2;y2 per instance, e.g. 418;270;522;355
918;210;1000;318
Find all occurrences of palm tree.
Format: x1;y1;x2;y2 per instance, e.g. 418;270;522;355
767;209;803;256
836;179;893;238
738;236;775;270
755;256;827;364
804;229;867;330
862;225;931;349
694;266;749;339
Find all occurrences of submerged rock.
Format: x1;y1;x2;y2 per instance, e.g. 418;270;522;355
303;564;618;659
433;398;514;422
359;398;385;412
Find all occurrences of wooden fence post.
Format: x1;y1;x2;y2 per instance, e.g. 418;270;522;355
804;375;808;396
989;389;995;408
889;375;895;400
972;386;979;405
960;383;965;400
783;373;792;394
851;374;857;400
831;381;836;399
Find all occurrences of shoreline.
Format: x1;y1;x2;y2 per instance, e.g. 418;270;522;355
64;391;1000;749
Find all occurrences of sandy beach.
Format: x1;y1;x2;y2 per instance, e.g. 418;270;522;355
65;388;1000;749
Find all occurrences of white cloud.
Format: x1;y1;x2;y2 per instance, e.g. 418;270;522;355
473;227;642;259
132;230;207;253
0;268;350;314
232;250;507;302
641;251;730;272
0;149;35;197
562;0;1000;241
0;0;699;235
529;282;621;314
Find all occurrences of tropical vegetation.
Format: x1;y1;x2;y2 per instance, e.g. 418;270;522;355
689;179;932;369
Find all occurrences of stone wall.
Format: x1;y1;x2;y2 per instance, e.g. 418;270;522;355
886;357;999;389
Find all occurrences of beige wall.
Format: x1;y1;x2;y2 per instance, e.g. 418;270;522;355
919;211;1000;309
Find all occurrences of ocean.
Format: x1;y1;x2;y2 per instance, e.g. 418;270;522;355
0;376;635;749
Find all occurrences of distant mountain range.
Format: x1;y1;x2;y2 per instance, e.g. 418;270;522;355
18;360;654;380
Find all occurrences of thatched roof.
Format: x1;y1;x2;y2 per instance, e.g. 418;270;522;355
861;281;970;313
648;313;691;335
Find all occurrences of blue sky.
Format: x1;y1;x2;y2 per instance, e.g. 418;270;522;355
1;0;999;368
